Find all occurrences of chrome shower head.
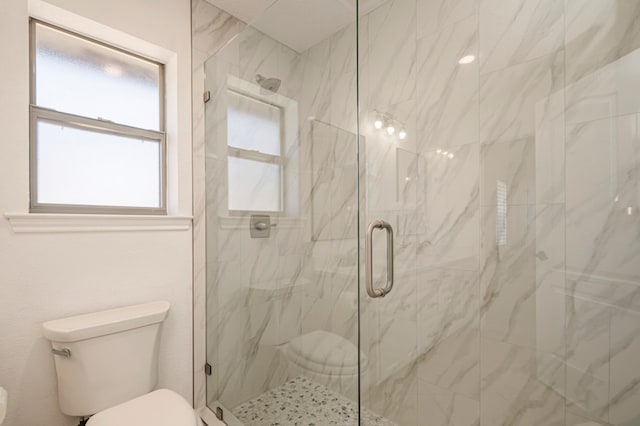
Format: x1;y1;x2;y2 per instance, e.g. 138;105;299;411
256;74;281;93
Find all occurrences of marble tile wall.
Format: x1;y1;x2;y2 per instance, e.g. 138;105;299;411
360;0;640;425
192;0;640;425
192;0;246;410
192;0;363;414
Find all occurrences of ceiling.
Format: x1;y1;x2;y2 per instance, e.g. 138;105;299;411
205;0;387;52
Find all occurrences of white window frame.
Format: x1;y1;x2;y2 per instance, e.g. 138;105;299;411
224;75;298;216
226;89;285;215
29;19;167;215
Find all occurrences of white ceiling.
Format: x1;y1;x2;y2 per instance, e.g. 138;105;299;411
205;0;387;52
205;0;277;26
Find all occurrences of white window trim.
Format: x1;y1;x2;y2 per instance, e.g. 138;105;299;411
4;212;192;233
225;75;299;216
6;0;188;231
29;19;167;215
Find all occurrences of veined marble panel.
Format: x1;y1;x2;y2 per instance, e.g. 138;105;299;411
565;295;610;422
565;0;640;85
416;0;478;40
479;51;564;143
609;308;640;426
565;114;640;425
417;268;480;399
480;204;537;348
480;338;565;426
192;0;245;60
481;137;535;206
299;57;332;125
419;143;480;270
418;381;480;426
329;69;359;134
565;115;640;289
534;205;566;362
479;0;564;75
362;360;420;426
237;27;279;83
565;49;640;126
416;15;478;152
565;411;607;426
534;86;565;204
366;0;417;110
213;346;290;410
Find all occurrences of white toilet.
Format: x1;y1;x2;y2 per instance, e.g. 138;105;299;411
276;330;366;399
42;301;200;426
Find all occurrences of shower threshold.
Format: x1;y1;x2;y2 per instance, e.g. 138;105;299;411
231;376;396;426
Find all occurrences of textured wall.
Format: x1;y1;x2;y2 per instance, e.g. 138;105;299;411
0;1;193;425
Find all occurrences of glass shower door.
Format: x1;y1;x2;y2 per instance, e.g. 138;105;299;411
357;0;640;425
201;0;363;424
357;1;422;423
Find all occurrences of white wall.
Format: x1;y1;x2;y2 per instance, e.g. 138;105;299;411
0;0;193;425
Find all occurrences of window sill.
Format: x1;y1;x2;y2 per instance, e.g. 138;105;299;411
4;212;192;233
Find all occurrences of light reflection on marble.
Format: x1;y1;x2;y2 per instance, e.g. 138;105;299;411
416;14;479;152
419;143;480;271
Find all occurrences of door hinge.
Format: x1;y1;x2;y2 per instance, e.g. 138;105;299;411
215;407;224;421
204;363;212;376
203;91;211;103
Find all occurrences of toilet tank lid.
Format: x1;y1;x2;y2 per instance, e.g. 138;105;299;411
42;301;170;343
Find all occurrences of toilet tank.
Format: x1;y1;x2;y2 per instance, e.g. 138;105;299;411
42;301;170;417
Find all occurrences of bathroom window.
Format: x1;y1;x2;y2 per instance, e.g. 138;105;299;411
29;20;166;214
226;90;284;213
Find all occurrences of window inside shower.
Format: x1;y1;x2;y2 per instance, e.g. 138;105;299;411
226;90;284;213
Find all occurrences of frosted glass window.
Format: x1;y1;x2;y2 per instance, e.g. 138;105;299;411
34;22;161;131
228;157;282;212
30;20;165;214
36;120;161;208
227;91;281;155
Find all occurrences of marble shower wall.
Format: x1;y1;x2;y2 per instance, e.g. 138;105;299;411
358;0;640;425
192;0;246;409
192;0;640;424
193;0;363;413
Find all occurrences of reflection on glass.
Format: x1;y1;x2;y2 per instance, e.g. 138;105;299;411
227;90;281;156
228;156;281;212
496;180;507;246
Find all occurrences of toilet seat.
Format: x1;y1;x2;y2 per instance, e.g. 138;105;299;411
285;330;366;375
87;389;199;426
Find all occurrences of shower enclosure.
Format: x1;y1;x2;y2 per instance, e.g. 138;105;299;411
193;0;640;424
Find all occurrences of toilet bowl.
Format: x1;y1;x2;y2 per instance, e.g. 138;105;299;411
42;301;199;426
278;330;366;398
87;389;201;426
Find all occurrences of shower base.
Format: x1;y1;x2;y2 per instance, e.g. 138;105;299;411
232;376;396;426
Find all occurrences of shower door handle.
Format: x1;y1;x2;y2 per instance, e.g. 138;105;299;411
365;220;394;298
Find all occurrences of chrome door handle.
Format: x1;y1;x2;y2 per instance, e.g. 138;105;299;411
365;220;394;298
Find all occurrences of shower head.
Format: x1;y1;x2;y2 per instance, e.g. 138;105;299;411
256;74;281;93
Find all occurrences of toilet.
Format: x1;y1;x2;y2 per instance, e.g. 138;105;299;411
276;330;366;398
42;301;200;426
